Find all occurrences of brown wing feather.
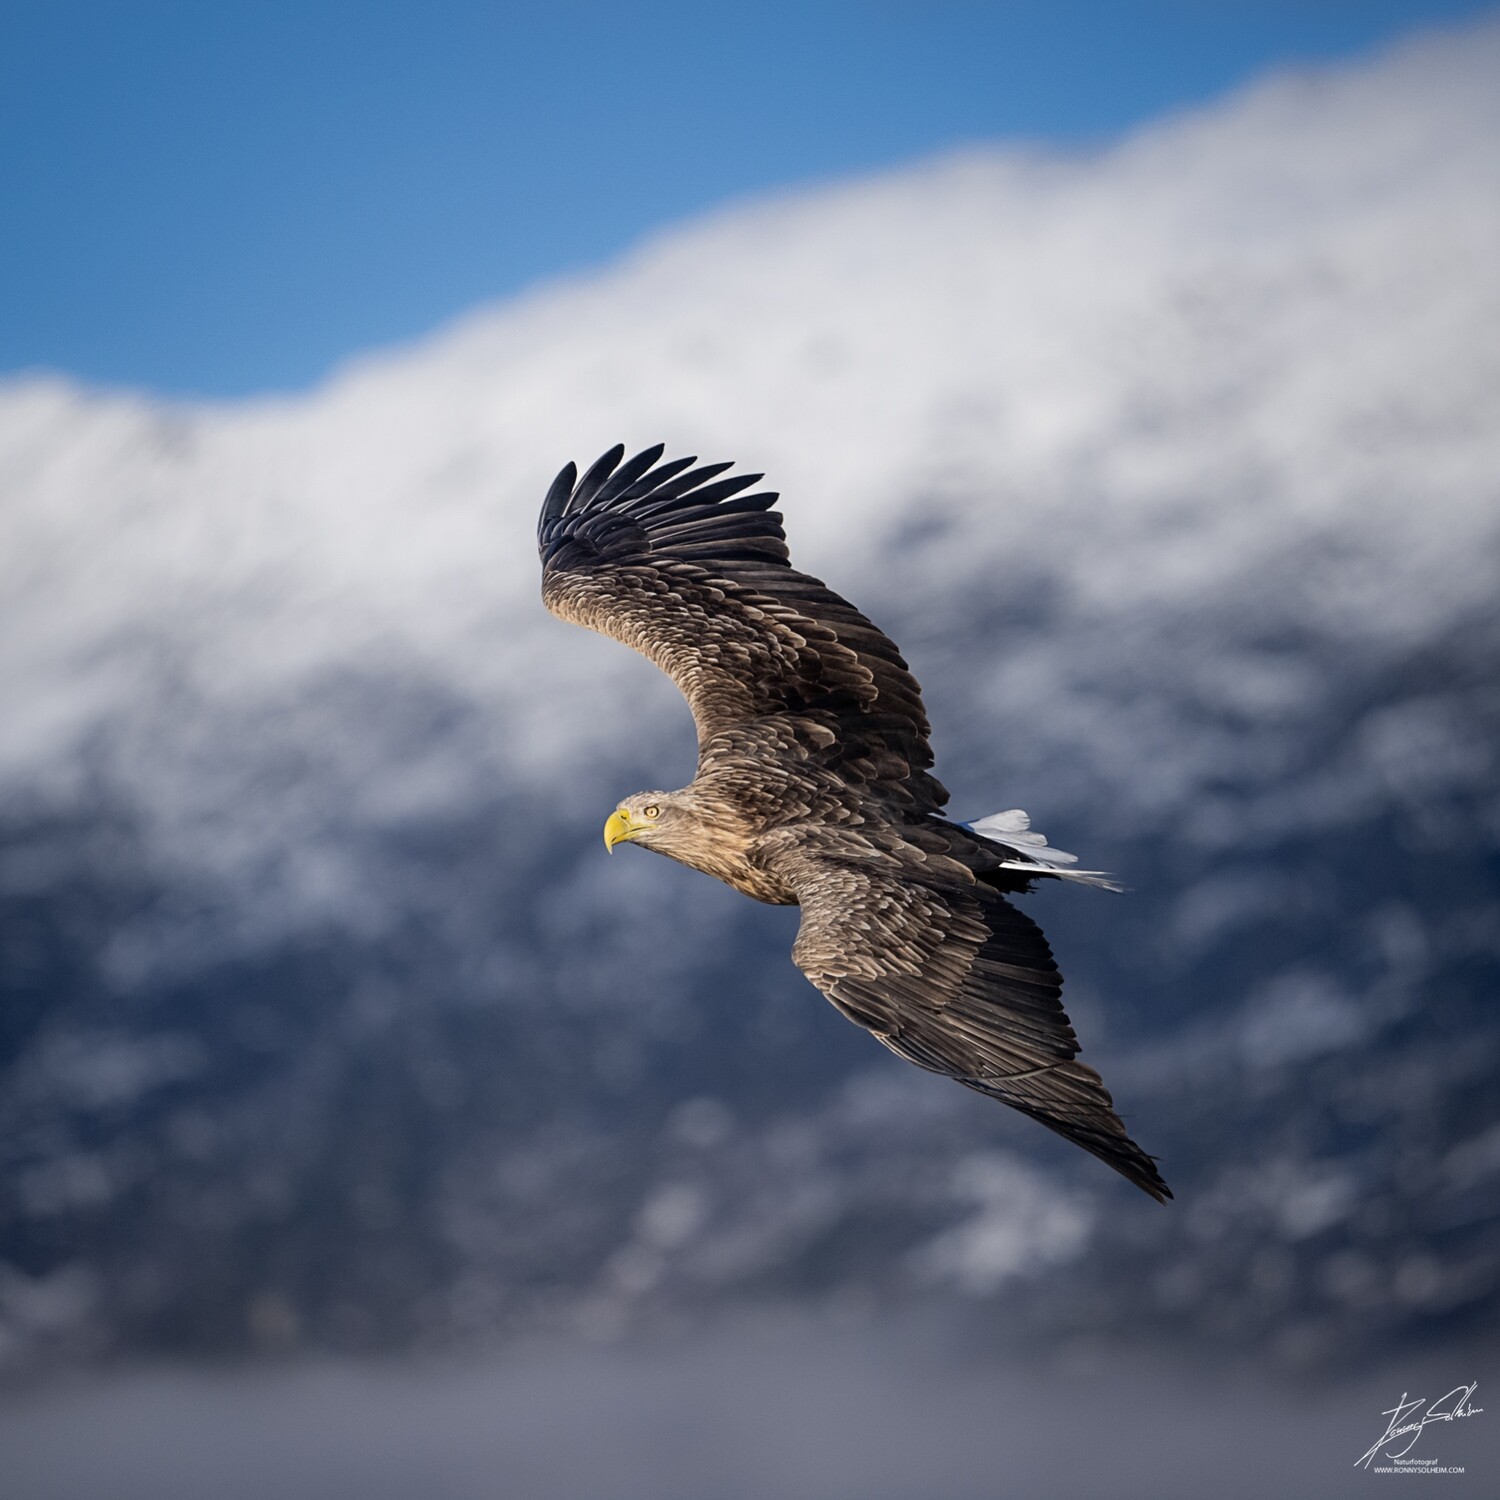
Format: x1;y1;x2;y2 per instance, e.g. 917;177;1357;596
777;844;1171;1202
538;444;946;811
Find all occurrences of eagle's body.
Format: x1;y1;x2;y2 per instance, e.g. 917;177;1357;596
539;444;1170;1202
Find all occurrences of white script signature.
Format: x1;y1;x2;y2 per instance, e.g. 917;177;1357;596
1354;1382;1483;1469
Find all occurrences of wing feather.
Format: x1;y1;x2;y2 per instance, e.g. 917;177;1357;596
569;443;626;512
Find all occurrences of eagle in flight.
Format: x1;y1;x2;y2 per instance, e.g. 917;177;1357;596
538;444;1170;1202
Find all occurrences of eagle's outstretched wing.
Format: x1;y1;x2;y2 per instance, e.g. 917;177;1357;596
779;844;1171;1202
538;443;947;811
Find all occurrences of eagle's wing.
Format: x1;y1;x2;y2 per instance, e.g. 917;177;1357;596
538;444;947;811
780;845;1171;1201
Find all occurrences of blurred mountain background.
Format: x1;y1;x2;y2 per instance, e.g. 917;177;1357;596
1;12;1498;1481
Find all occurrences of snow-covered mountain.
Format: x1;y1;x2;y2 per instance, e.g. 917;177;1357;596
2;19;1498;1373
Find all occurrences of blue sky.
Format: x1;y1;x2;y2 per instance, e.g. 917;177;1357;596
2;0;1493;397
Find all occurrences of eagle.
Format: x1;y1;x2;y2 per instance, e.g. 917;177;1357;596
538;444;1170;1202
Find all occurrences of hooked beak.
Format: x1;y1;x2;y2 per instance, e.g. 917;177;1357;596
603;809;633;852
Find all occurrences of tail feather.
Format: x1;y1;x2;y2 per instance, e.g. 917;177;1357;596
964;809;1121;891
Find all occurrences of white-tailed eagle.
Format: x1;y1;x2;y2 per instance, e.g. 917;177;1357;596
538;444;1169;1201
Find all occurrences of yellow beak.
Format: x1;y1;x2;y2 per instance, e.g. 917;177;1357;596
603;809;633;852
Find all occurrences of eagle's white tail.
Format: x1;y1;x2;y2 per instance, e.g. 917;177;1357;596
962;809;1121;891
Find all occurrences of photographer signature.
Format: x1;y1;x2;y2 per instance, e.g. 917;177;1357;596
1354;1382;1483;1469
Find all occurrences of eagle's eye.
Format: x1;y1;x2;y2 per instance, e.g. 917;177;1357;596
643;804;661;819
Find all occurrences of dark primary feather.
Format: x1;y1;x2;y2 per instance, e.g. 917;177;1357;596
538;446;1170;1200
540;462;577;528
569;443;627;512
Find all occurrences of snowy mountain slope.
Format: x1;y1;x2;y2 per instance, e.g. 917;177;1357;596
1;20;1498;1371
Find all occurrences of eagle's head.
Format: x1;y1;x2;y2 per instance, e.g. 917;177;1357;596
603;791;683;853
